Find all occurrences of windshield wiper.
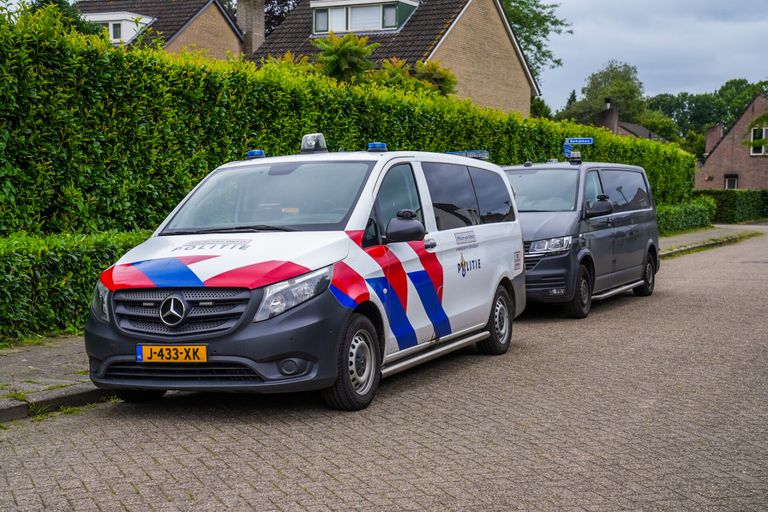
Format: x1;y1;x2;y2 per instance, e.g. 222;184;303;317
161;224;298;235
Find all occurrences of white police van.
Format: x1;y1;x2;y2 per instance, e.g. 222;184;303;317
86;135;526;410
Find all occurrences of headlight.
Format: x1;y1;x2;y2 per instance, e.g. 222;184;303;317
91;280;110;323
254;265;332;322
528;236;572;255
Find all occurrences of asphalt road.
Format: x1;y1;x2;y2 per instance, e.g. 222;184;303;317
1;228;767;511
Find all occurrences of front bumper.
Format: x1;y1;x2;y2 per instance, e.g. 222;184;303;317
523;249;578;303
85;290;348;393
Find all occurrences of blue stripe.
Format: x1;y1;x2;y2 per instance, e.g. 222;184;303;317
131;258;204;288
366;277;417;350
408;270;452;338
330;284;358;309
136;345;143;362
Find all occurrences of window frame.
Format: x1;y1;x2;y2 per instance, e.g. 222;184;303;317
421;162;481;231
312;4;400;34
598;168;651;214
314;8;330;33
724;174;739;190
750;127;767;156
372;163;424;240
467;166;516;224
111;22;122;40
382;4;397;28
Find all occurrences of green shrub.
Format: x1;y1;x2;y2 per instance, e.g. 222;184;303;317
0;6;696;236
693;190;768;224
0;230;150;341
656;196;716;235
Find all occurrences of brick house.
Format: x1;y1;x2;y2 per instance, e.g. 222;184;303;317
697;94;768;190
247;0;540;115
78;0;243;60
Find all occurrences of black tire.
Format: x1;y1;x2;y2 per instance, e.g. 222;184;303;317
564;265;592;319
322;314;381;411
633;253;656;297
115;389;166;403
476;286;513;355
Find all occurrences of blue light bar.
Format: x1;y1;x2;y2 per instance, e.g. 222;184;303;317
246;149;265;159
367;142;388;152
445;150;490;160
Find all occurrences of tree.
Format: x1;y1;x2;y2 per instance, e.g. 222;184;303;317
638;110;680;142
530;97;552;119
221;0;299;35
413;60;457;96
30;0;102;35
564;89;577;110
557;60;646;124
312;32;379;83
501;0;571;80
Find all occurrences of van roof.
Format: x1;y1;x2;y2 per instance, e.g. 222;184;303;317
503;162;646;173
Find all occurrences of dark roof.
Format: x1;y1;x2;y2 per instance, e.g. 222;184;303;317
619;122;663;141
253;0;473;63
78;0;241;44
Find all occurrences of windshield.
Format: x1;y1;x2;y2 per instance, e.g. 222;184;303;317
162;160;374;234
505;169;579;212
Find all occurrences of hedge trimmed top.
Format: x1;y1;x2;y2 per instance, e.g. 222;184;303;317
0;7;697;236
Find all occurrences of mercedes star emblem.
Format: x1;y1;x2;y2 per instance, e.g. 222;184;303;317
159;295;187;327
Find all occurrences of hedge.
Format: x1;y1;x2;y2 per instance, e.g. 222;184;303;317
0;7;697;236
0;230;150;341
693;190;768;224
656;196;717;235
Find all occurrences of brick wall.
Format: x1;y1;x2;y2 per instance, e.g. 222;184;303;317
697;95;768;190
430;0;532;115
165;3;242;60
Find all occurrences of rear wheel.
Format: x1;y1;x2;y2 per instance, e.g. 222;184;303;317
477;286;513;355
115;389;166;403
633;254;656;297
564;265;592;319
322;314;381;411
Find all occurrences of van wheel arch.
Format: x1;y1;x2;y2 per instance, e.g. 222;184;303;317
353;301;386;361
579;255;595;285
499;277;517;317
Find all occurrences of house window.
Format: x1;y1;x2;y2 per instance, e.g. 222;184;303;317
111;23;121;39
725;175;738;190
383;4;397;28
314;9;329;32
349;6;381;30
751;127;767;156
329;7;347;32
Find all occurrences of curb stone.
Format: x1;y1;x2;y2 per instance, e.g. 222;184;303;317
0;399;29;422
0;383;108;422
660;231;761;258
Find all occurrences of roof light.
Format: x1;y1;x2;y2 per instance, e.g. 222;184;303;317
569;151;582;165
523;161;533;167
300;133;328;154
246;149;265;159
367;142;388;152
445;150;490;160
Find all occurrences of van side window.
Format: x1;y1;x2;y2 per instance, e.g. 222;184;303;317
422;162;480;230
584;170;603;210
374;164;423;233
599;170;649;212
468;167;515;223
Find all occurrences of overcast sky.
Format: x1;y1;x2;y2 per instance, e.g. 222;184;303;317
539;0;768;111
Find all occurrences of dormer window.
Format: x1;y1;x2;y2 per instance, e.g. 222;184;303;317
311;1;417;34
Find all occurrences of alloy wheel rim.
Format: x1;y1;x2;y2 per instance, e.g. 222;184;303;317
348;329;375;395
494;296;510;344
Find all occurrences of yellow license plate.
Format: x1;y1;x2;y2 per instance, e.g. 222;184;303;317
137;345;207;363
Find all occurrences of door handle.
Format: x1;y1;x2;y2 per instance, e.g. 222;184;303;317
424;239;437;249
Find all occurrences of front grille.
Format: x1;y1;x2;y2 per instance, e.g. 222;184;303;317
523;242;543;271
526;275;567;291
104;362;261;382
113;288;252;338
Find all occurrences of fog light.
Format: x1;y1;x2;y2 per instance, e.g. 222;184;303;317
549;288;566;296
278;358;307;376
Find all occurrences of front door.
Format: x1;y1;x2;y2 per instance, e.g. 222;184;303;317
582;170;616;292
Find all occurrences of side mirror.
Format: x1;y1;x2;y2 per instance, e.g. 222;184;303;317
385;209;425;243
585;198;613;218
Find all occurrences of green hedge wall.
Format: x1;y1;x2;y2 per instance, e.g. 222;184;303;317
0;230;150;341
0;7;697;236
693;190;768;224
656;196;716;235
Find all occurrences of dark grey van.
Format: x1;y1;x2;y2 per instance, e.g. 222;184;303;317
503;161;659;318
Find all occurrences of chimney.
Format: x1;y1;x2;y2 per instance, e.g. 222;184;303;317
597;103;619;134
704;124;724;156
237;0;265;57
605;97;612;110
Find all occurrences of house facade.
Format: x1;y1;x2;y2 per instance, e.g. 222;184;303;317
697;94;768;190
250;0;540;115
78;0;243;60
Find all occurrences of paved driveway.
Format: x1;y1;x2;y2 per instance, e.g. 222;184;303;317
1;229;767;511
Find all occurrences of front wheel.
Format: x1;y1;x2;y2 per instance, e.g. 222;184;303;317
322;314;381;411
633;254;656;297
564;265;592;319
476;286;513;355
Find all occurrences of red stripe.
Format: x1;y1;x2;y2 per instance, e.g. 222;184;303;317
102;264;156;291
176;255;219;265
331;261;370;304
203;260;310;289
408;241;444;302
346;230;364;248
365;245;408;312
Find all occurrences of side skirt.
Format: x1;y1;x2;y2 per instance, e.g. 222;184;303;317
381;331;490;379
592;280;644;301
